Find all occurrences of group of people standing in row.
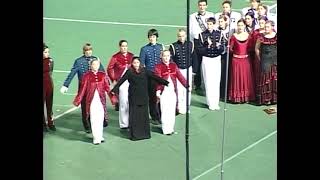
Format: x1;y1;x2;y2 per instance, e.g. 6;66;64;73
43;0;277;145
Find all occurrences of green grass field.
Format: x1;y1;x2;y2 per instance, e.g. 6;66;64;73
44;0;277;179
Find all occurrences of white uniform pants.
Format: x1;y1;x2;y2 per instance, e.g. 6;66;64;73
160;78;177;134
177;67;192;114
118;80;129;128
90;90;105;144
202;56;221;110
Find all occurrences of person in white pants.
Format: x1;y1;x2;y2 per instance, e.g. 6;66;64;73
107;40;134;129
155;50;188;135
90;90;105;144
169;28;194;114
118;78;129;128
197;17;225;110
73;59;111;145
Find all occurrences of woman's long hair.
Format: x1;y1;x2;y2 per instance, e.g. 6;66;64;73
130;56;144;73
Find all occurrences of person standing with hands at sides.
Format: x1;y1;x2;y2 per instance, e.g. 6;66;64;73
43;43;56;132
154;50;189;135
139;29;165;125
251;16;268;97
197;17;225;111
169;28;194;114
60;43;106;133
111;57;169;141
107;40;134;129
255;20;277;106
228;19;255;104
218;14;235;101
73;58;111;145
189;0;214;94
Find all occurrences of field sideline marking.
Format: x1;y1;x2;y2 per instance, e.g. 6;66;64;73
53;106;79;120
192;130;277;180
44;17;185;28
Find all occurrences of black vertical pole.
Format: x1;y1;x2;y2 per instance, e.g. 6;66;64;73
186;0;190;179
220;3;233;180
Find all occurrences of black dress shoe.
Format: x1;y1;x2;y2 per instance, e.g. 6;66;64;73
85;129;92;134
49;125;56;131
103;120;108;127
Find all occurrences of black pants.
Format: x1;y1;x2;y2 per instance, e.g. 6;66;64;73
193;39;203;89
78;83;90;130
43;81;54;127
148;78;161;121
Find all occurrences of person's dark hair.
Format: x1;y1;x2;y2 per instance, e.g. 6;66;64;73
131;56;144;72
198;0;207;5
222;0;231;6
250;0;261;3
89;57;100;66
147;29;159;38
119;40;128;46
245;11;255;19
82;43;92;53
245;11;256;28
207;17;216;24
258;15;268;21
258;4;268;12
43;43;48;51
265;20;275;27
237;18;246;25
219;14;228;22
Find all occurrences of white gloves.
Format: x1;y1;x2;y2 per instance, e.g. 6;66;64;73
60;86;68;94
156;90;161;98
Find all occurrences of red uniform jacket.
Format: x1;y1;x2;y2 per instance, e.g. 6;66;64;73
43;57;53;93
73;71;110;120
154;61;188;95
107;52;134;82
107;52;133;105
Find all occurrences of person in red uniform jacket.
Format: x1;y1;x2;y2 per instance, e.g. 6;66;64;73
73;58;111;144
107;40;134;110
154;50;189;135
107;40;134;129
43;43;56;132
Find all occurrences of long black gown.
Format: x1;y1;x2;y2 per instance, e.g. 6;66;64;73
111;67;168;141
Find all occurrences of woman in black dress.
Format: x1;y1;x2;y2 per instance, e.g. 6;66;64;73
255;20;277;105
111;57;168;141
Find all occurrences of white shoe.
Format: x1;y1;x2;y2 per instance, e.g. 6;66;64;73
209;106;220;111
93;139;101;145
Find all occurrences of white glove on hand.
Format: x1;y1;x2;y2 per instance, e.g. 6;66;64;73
156;90;161;98
60;86;68;94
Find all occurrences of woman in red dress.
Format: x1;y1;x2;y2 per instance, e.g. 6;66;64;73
251;16;268;100
228;19;255;103
43;43;55;132
73;58;111;145
255;20;277;105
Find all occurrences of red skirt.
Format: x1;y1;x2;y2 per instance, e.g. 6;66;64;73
228;57;255;103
